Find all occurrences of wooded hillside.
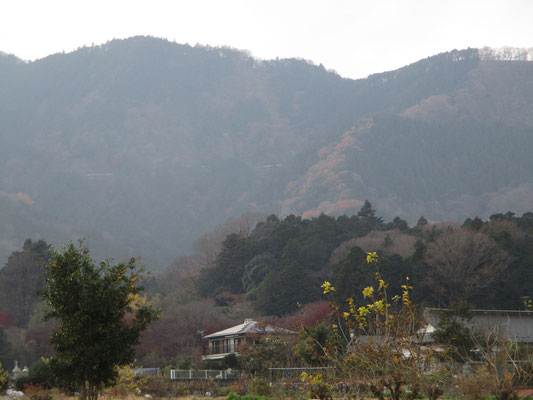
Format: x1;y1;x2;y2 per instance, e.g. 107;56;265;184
1;37;533;269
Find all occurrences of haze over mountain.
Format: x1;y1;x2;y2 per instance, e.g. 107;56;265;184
1;36;532;268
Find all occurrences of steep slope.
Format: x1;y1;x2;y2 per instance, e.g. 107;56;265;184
284;56;533;221
1;38;532;268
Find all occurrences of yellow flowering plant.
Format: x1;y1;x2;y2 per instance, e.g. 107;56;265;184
320;251;436;400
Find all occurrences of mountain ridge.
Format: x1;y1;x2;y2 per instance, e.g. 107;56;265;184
1;37;532;268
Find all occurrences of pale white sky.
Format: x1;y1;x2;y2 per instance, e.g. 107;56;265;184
1;0;532;79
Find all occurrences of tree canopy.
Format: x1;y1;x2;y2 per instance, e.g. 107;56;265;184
42;242;159;400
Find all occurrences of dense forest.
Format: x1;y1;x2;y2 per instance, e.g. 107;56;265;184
1;205;533;369
2;37;533;269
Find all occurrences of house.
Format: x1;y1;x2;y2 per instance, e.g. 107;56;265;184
424;308;533;343
202;318;295;360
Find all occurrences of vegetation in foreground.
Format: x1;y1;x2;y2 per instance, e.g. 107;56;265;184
1;205;533;399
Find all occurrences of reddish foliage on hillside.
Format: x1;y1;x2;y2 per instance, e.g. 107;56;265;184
286;300;331;329
0;312;13;327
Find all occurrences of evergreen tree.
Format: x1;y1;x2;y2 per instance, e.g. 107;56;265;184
0;239;50;327
416;216;428;228
42;242;159;400
357;200;377;219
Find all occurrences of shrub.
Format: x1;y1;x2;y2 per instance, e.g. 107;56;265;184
23;383;53;400
143;376;176;397
175;357;192;370
300;372;332;400
107;364;146;397
455;370;493;400
248;378;271;397
28;359;55;389
15;375;33;391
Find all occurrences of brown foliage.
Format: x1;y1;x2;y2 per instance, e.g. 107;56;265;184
285;301;331;330
330;230;416;264
483;219;526;243
136;299;239;365
424;229;512;306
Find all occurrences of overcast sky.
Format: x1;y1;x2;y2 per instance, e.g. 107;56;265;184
2;0;532;79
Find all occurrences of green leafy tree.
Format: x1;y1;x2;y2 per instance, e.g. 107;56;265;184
296;323;337;366
42;242;159;400
431;302;480;365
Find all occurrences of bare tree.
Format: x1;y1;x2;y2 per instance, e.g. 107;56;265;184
424;229;512;306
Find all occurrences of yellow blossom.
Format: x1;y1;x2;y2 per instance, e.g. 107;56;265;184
366;251;379;264
321;281;335;294
374;300;385;312
362;286;374;299
358;306;370;317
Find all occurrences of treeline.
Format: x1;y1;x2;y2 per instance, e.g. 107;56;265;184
0;240;54;369
1;205;533;368
195;203;533;314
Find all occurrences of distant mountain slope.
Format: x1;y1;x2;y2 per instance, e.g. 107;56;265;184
1;37;532;268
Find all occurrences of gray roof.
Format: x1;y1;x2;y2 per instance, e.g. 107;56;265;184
425;308;533;343
204;319;295;339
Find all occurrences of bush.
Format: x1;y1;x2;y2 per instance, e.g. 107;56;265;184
177;357;194;370
455;370;493;400
14;359;56;392
23;383;53;400
15;375;33;391
218;385;238;397
108;363;149;397
248;378;271;397
143;376;176;397
28;359;54;389
300;373;332;400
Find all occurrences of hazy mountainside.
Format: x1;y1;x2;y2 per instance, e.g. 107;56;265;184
1;37;532;268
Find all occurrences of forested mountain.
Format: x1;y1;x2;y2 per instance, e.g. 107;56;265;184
1;37;533;268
